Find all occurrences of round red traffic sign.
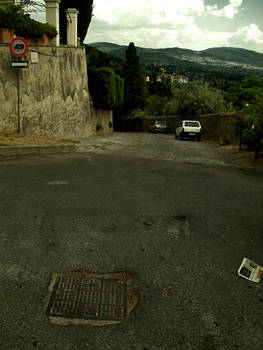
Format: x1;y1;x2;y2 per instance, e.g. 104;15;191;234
10;37;28;57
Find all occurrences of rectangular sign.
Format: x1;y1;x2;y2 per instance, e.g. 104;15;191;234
11;61;28;68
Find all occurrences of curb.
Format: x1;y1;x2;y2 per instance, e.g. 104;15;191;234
0;144;76;157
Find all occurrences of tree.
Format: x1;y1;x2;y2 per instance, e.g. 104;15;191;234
236;97;263;158
170;81;229;116
122;42;148;116
59;0;93;44
227;76;263;109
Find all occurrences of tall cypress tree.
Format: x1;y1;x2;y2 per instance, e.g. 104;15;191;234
123;42;147;116
59;0;93;44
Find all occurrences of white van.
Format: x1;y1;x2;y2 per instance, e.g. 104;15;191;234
175;120;202;141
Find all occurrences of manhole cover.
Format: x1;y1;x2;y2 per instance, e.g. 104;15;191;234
46;271;137;326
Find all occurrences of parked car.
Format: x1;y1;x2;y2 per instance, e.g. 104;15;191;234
175;120;202;141
149;121;168;133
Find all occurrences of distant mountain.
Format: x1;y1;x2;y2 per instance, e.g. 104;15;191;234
89;42;263;78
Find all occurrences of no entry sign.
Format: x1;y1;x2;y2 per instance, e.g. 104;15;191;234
10;37;28;57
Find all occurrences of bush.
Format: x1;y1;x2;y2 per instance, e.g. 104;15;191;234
0;3;23;29
89;67;124;110
0;3;57;40
173;81;228;115
15;17;57;40
144;95;167;116
96;122;103;131
126;109;149;120
237;97;263;158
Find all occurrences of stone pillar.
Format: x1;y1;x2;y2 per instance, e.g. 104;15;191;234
45;0;61;46
67;8;79;46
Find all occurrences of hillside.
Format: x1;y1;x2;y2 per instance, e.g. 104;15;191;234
89;42;263;79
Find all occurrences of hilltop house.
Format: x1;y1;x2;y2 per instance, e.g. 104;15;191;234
156;73;176;83
174;75;189;83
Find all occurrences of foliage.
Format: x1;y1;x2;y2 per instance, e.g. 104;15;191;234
59;0;93;44
15;16;57;39
126;108;149;120
170;81;230;115
144;81;230;117
88;67;124;110
227;76;263;109
144;95;167;116
148;75;172;97
0;3;23;29
96;122;103;132
0;2;57;39
122;42;148;116
236;97;263;158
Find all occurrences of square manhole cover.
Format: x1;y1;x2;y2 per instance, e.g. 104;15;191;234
46;272;136;326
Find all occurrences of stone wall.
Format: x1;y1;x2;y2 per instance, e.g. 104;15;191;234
0;44;112;138
89;94;113;135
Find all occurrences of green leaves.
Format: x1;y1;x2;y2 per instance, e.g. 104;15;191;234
88;67;124;110
0;2;57;39
227;76;263;109
170;81;228;116
123;43;148;116
237;97;263;157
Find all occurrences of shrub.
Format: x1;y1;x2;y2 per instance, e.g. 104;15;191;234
126;109;148;119
96;122;103;132
237;97;263;158
109;121;113;128
0;3;24;29
0;3;57;40
15;17;57;40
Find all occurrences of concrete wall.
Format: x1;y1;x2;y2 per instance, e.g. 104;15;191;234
0;44;112;138
91;107;113;135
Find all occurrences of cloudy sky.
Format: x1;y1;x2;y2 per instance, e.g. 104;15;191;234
85;0;263;52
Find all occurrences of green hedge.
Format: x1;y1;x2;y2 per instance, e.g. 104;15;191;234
88;67;124;110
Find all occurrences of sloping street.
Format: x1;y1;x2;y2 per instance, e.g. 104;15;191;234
0;133;263;350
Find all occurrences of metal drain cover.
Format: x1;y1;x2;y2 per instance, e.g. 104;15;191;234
46;271;137;326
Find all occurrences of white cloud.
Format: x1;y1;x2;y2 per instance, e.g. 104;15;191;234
87;17;232;51
207;0;243;19
228;24;263;51
93;0;206;26
86;0;263;53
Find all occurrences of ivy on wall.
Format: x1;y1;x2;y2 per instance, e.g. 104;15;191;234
88;67;124;110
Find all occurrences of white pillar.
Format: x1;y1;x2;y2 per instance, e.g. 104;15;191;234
67;8;79;46
45;0;61;46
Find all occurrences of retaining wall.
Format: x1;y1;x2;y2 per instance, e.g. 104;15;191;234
0;44;112;138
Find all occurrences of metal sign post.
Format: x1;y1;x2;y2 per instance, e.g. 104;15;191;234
17;67;20;134
9;37;28;134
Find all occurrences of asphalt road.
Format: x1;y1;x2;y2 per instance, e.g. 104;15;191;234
0;133;263;350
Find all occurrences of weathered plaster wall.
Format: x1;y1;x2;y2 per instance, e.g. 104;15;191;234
0;44;112;138
91;106;113;135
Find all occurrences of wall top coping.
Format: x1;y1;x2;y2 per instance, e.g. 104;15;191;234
45;0;62;3
67;8;79;15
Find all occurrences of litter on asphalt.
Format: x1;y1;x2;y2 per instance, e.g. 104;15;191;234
238;257;263;283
